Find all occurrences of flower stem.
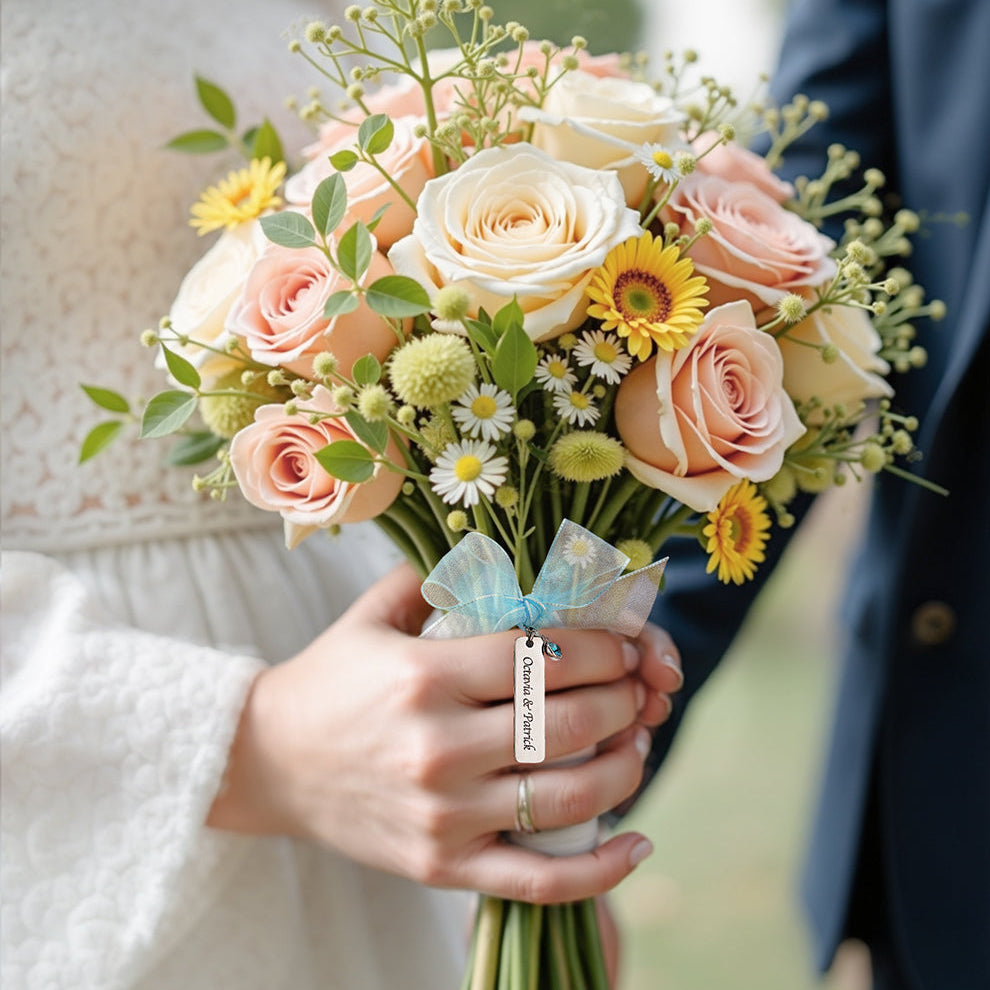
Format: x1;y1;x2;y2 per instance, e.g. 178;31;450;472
470;896;505;990
578;899;609;990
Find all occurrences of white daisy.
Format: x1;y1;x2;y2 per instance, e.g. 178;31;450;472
634;143;681;185
451;382;515;441
429;439;509;507
534;353;577;394
552;389;600;427
572;330;633;384
562;533;598;569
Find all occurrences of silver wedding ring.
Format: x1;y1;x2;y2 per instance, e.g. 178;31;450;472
514;772;537;834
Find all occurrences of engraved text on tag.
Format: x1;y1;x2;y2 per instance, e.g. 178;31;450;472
514;635;546;764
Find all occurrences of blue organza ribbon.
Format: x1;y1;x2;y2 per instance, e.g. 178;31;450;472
421;519;666;639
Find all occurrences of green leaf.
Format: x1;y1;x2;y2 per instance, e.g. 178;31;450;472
79;420;124;463
337;221;373;281
351;353;382;386
465;318;498;354
365;275;432;318
493;298;526;338
329;149;359;172
358;114;394;156
80;384;130;414
260;211;317;249
345;411;388;453
164;128;230;154
312;173;348;238
324;290;360;319
161;345;202;390
140;390;198;439
251;118;284;166
195;76;236;129
164;431;225;466
492;320;539;400
314;439;375;483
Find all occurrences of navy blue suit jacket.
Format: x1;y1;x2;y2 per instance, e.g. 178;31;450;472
646;2;990;987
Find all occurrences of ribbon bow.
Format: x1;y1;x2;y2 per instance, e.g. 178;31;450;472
421;519;666;639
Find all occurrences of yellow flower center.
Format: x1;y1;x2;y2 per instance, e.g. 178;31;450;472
470;395;498;419
615;270;672;322
570;538;590;558
548;359;568;379
652;150;674;169
569;392;590;410
454;455;484;482
593;340;619;363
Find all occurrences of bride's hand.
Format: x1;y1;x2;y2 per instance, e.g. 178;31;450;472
207;563;678;904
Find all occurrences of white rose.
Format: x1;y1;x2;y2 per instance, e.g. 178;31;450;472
166;220;266;378
780;305;893;419
388;144;642;341
520;70;684;206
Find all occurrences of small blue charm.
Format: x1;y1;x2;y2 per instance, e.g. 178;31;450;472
542;639;562;661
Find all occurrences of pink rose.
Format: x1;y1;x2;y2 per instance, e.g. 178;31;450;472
664;172;836;312
229;385;405;548
693;134;795;203
614;300;806;511
285;116;434;249
226;243;401;379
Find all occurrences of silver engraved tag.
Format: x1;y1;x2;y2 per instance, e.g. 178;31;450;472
514;634;546;764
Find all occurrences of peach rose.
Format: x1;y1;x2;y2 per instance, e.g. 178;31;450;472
229;385;405;549
521;70;684;205
693;134;794;203
780;305;893;419
225;242;400;379
285;116;434;249
389;144;641;341
615;300;806;511
664;172;836;312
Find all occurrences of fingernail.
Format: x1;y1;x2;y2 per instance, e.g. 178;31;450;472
635;726;652;758
661;652;684;691
657;692;674;721
629;838;654;867
621;640;639;671
635;681;646;712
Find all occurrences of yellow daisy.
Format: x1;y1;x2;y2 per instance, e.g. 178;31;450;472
703;479;772;585
189;157;287;235
586;231;709;360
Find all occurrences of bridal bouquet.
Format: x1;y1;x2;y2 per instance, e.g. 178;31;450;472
81;2;942;986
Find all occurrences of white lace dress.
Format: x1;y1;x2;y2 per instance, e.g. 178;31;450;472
0;2;469;987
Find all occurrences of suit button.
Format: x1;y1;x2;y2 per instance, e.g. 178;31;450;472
910;601;956;646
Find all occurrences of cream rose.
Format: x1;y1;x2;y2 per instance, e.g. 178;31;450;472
780;305;893;419
664;172;837;312
285;116;434;250
388;144;642;341
225;242;400;379
229;385;405;549
165;220;267;382
521;70;684;205
614;300;806;511
694;134;795;203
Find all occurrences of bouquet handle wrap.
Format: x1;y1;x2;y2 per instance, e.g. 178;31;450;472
422;520;665;856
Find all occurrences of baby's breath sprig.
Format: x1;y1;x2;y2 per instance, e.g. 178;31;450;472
759;92;830;171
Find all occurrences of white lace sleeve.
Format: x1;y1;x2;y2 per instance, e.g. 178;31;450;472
0;551;265;990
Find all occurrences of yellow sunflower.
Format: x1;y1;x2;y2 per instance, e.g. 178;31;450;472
586;230;709;360
189;157;287;235
703;479;772;585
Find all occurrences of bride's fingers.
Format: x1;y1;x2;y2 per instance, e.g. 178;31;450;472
434;627;638;705
450;831;655;904
485;726;651;833
462;678;645;775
